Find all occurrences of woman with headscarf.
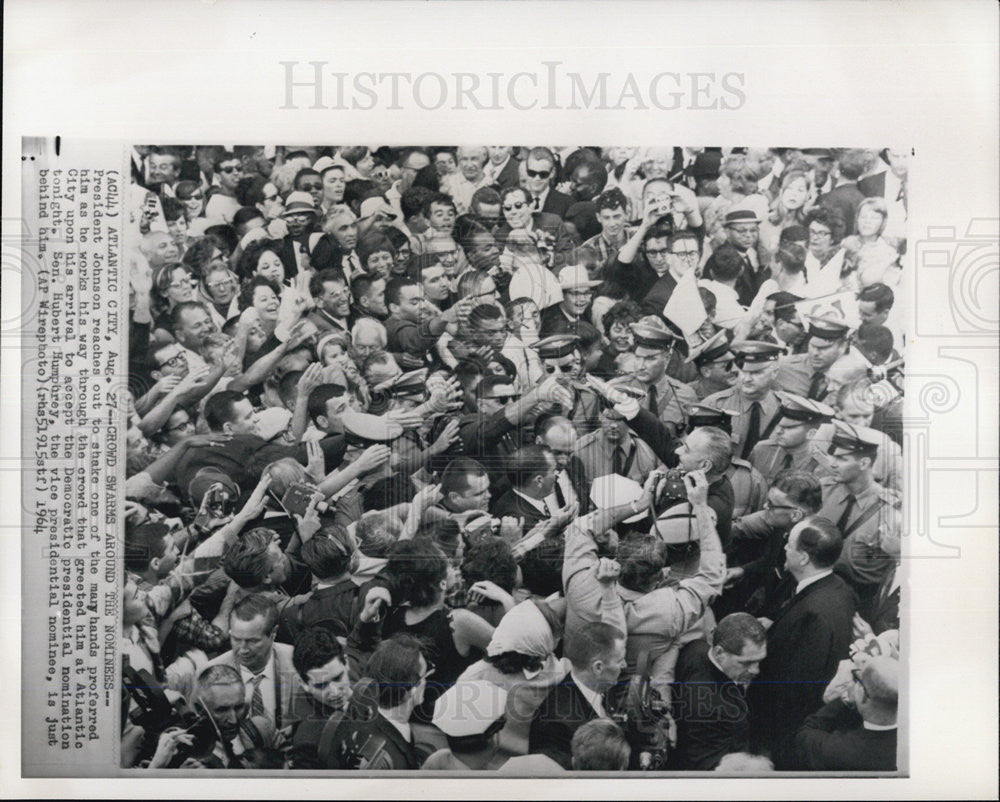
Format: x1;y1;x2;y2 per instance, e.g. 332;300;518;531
456;598;569;755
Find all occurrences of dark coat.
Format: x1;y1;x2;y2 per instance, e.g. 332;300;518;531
793;699;897;771
672;639;751;770
541;189;573;219
749;572;858;767
528;675;600;769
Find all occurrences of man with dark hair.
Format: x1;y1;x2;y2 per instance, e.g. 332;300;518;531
750;391;835;483
762;291;807;354
672;612;768;769
641;230;701;317
857;281;896;333
203;390;259;436
288;626;353;768
579;188;632;279
205;151;244;223
319;633;427;769
529;621;627;769
749;516;857;767
384;275;467;364
778;314;851;402
349;271;389;324
491;445;559;527
819;149;868;237
148;148;183;196
307;269;352;335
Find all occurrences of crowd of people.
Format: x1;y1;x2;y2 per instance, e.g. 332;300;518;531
121;144;905;773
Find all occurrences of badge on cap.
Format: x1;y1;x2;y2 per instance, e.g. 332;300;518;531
828;418;881;458
730;339;783;368
804;314;851;341
774;390;836;424
532;334;581;360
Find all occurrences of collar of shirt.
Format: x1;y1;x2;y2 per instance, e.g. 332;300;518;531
862;720;898;731
239;651;275;695
379;710;412;743
570;669;605;717
491;155;510;178
796;568;833;595
533;186;550;209
316;307;348;329
512;487;549;515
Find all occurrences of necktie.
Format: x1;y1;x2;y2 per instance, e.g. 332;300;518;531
249;673;265;718
612;445;624;476
554;477;567;508
741;402;762;460
542;499;552;518
648;384;659;414
807;372;828;401
781;451;794;470
836;494;857;535
532;195;540;211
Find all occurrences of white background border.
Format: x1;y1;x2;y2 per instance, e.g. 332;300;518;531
3;1;998;797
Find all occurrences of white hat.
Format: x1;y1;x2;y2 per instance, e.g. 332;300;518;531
432;681;508;739
358;196;398;221
557;264;602;290
590;474;646;523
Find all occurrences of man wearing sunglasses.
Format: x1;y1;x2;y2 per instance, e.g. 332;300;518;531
204;151;244;224
531;334;603;436
685;328;737;401
521;147;572;219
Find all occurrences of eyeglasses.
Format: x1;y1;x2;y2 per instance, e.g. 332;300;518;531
502;201;527;212
671;249;700;259
167;418;194;433
526;168;552;179
158;352;187;369
207;277;235;290
808;228;832;239
169;277;197;289
218;164;243;174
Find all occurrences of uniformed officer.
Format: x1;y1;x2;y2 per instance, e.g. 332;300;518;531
575;376;665;489
704;340;783;462
749;391;836;484
685;402;766;520
817;420;900;617
340;410;407;507
531;333;603;436
685;329;737;401
630;318;699;438
776;313;851;401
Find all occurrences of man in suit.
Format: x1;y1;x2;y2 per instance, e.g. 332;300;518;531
319;633;427;769
672;613;768;770
535;415;589;513
187;664;280;768
749;516;857;768
819;149;867;237
529;622;628;769
522;147;573;218
492;444;559;529
640;230;702;317
204;594;299;736
538;266;602;338
307;269;352;336
708;208;770;307
276;191;317;279
793;655;898;770
486;146;521;191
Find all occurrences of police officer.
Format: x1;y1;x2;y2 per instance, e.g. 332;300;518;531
685;329;737;401
776;314;851;402
531;334;603;436
630;318;699;438
750;391;836;484
817;420;901;618
704;341;783;462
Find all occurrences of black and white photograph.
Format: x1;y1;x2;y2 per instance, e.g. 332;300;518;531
3;1;997;798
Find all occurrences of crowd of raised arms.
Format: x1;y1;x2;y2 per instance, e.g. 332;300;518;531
121;144;905;772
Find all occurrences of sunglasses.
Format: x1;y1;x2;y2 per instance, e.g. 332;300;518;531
300;183;322;192
544;362;579;374
502;201;527;212
526;168;552;179
218;164;243;174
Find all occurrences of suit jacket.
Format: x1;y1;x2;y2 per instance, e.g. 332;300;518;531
858;171;887;200
491;488;550;529
640;271;678;317
749;573;857;767
819;183;865;236
529;675;601;769
672;639;751;770
540;188;573;219
205;643;298;733
280;577;359;642
494;156;522;191
322;708;421;770
539;303;587;338
793;699;897;771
